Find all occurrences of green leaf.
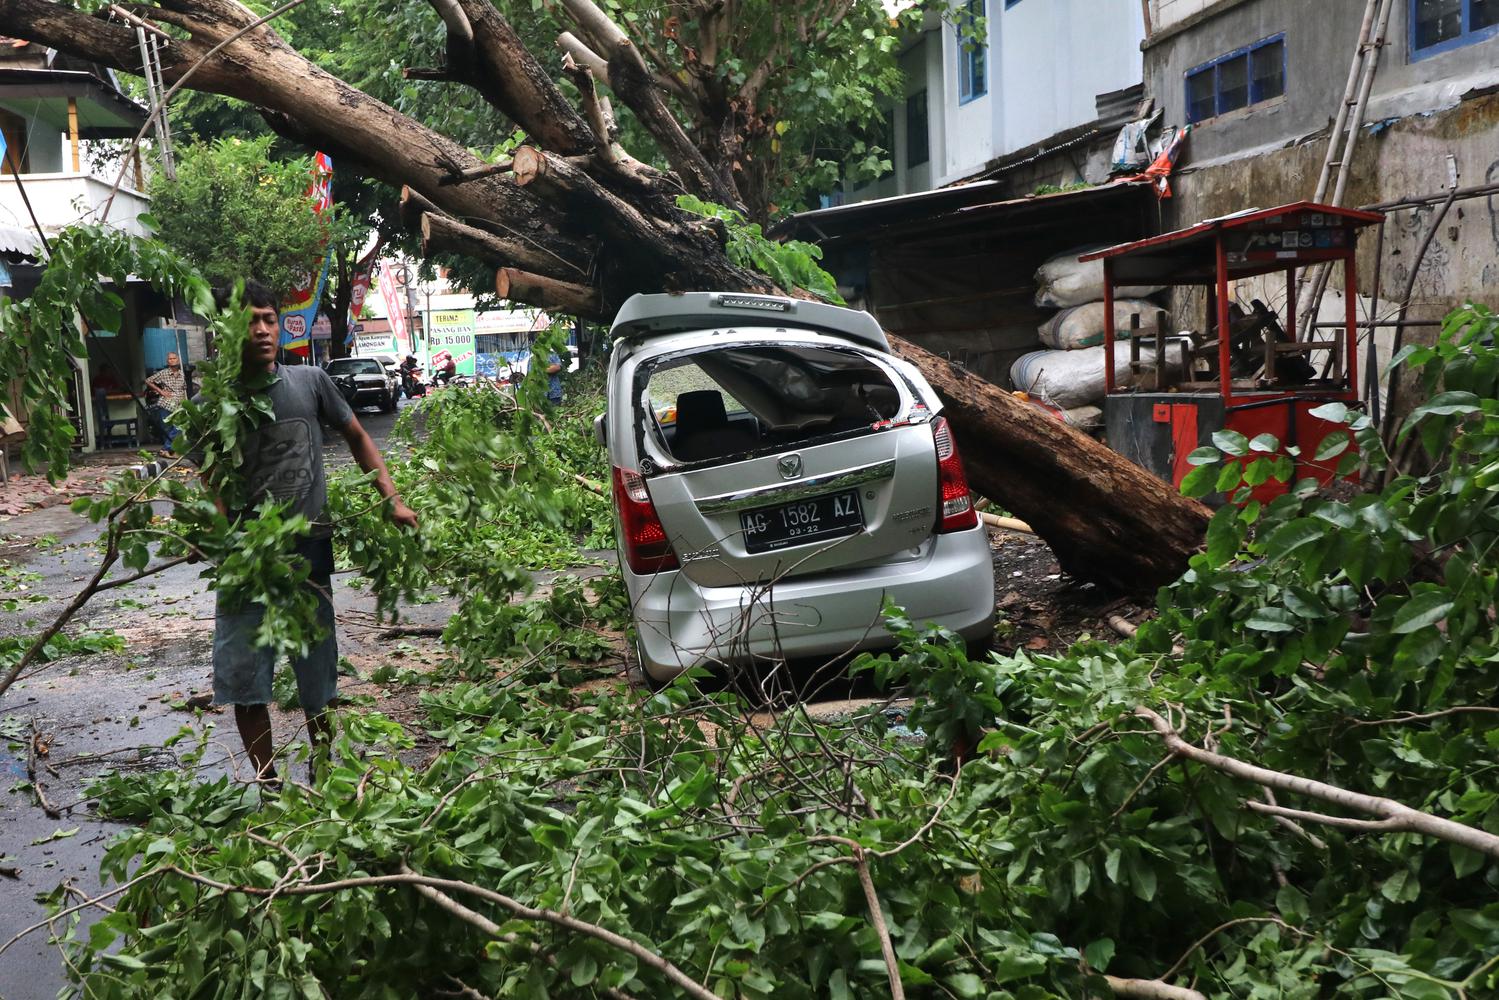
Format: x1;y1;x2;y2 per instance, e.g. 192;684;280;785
1391;590;1455;634
1083;938;1115;972
1213;430;1250;457
1308;401;1350;423
942;972;985;997
1245;608;1298;633
1412;390;1480;417
1205;510;1242;566
1261;518;1327;560
1248;433;1280;453
1180;462;1220;498
1315;431;1352;461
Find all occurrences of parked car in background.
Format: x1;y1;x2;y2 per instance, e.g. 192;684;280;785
369;353;400;380
598;292;995;683
324;357;398;412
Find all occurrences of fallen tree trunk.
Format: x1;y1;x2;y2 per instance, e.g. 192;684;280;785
894;339;1210;591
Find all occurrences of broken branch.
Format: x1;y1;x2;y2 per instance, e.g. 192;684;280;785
437;158;514;186
163;866;720;1000
557;31;610;86
1103;977;1206;1000
496;267;601;316
1135;706;1499;859
853;849;905;1000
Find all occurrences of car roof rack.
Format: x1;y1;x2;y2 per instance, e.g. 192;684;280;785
610;292;889;352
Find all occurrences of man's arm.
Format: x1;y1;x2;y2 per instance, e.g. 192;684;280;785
340;417;419;528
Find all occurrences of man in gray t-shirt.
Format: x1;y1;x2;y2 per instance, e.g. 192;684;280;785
207;282;417;787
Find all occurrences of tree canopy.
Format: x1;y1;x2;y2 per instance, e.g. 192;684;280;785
146;135;363;299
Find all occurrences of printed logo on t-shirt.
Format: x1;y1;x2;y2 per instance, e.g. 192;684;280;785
248;419;315;504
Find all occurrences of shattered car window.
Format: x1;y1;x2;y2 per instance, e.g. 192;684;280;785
641;345;902;464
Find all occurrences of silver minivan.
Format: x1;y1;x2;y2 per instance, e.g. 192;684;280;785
599;292;995;683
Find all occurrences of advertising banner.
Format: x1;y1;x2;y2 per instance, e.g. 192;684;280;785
376;262;413;360
428;309;477;376
279;151;335;356
344;241;381;349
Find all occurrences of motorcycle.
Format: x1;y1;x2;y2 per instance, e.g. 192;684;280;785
400;368;428;399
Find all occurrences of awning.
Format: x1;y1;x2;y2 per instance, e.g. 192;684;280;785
0;68;149;138
0;222;40;260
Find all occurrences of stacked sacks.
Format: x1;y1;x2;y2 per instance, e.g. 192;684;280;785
1013;247;1168;415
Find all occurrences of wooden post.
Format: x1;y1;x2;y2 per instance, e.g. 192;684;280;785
1154;308;1168;390
67;98;81;173
132;148;144;190
1215;236;1232;401
1343;256;1358;388
1103;258;1118;393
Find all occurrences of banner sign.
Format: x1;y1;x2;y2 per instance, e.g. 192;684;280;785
356;332;395;355
376;262;413;360
428;309;477;376
279;151;335;356
344;241;380;349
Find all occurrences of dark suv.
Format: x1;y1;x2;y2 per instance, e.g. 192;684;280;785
324;357;398;412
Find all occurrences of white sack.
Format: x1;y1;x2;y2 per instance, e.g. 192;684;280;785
1037;298;1162;351
1034;247;1164;309
1010;344;1186;410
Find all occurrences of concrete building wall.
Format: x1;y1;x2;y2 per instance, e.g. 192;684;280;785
1145;0;1499;168
1147;0;1499;417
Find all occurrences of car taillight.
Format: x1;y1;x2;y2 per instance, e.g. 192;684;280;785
933;417;978;533
612;466;679;573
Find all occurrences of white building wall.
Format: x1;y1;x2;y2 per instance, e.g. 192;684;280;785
844;0;1144;201
939;1;998;185
998;0;1145;152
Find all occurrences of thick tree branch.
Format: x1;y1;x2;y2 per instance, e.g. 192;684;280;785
511;145;764;292
1135;706;1499;859
420;211;590;285
560;56;618;164
496;267;601;317
430;0;595;155
557;31;610;86
1103;977;1206;1000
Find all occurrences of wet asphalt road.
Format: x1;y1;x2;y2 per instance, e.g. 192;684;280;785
0;404;413;999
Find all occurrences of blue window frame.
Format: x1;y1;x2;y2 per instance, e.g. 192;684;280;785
958;0;987;104
1184;34;1285;124
1410;0;1499;59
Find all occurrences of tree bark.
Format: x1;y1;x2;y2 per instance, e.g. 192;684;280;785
893;340;1210;592
496;268;601;317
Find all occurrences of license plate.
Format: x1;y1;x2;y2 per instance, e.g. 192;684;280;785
739;489;864;554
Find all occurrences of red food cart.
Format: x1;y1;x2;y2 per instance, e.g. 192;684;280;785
1079;202;1384;501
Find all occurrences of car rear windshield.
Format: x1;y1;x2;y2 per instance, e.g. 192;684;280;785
641;344;902;465
327;359;383;375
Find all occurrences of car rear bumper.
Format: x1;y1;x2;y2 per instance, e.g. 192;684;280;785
628;525;994;680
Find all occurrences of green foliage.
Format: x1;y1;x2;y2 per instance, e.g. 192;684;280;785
0;225;208;480
676;194;844;303
147;136;364;297
54;303;1499;998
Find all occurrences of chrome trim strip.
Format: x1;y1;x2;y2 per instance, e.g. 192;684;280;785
695;460;896;514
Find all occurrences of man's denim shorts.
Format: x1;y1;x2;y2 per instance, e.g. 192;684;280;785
212;537;338;712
